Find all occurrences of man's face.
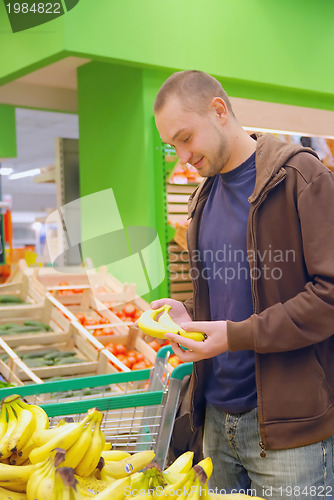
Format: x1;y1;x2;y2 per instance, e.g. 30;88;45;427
155;95;231;177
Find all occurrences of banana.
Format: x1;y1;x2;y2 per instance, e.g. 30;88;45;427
26;459;50;500
0;481;27;492
7;402;35;454
196;457;213;481
103;442;111;451
74;474;110;496
163;468;196;500
55;467;79;500
0;404;8;441
75;411;105;477
17;399;49;431
158;305;206;341
174;468;196;500
101;450;131;462
0;485;27;499
103;450;156;479
32;422;74;447
29;414;91;465
138;305;206;341
62;413;96;469
130;471;151;492
164;451;194;475
0;405;18;459
0;462;36;482
34;458;56;500
11;437;36;465
87;476;131;500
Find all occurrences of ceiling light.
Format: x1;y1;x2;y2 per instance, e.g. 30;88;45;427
0;167;13;176
9;168;41;180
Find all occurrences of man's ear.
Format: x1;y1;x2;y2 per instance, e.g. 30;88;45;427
209;97;228;123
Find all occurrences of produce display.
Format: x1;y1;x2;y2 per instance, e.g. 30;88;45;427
0;395;224;500
138;304;206;341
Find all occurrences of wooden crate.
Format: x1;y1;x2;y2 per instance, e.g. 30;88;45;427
0;274;44;310
0;322;119;383
29;265;137;307
0;295;72;349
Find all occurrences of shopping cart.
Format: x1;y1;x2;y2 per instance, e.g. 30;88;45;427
0;345;192;469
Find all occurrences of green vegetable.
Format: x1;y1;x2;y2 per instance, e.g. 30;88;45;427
0;295;25;304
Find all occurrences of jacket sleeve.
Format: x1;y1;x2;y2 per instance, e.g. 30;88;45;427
228;170;334;353
183;297;194;320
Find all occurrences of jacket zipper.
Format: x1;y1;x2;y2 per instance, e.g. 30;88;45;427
249;172;287;456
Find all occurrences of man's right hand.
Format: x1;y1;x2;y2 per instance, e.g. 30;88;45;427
150;298;192;325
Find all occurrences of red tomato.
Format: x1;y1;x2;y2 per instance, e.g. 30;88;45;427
102;327;114;335
122;304;137;318
114;344;127;356
148;340;161;352
127;355;137;368
136;353;145;363
132;361;148;370
117;354;131;368
75;313;86;325
105;343;116;355
93;329;104;337
83;318;97;326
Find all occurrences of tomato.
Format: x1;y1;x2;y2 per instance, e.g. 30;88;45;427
114;344;127;356
93;329;104;337
122;304;137;318
134;310;142;320
169;355;182;368
75;313;86;325
148;340;161;352
116;354;131;368
105;343;116;355
83;318;97;326
136;353;145;363
102;327;114;335
132;361;148;370
127;355;137;368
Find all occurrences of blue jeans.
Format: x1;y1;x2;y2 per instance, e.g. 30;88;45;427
203;403;334;500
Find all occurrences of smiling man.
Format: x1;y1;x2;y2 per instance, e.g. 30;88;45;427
152;70;334;500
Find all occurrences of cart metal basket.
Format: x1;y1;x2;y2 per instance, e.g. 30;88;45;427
0;345;192;469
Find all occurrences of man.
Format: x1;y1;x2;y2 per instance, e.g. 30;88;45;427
152;70;334;500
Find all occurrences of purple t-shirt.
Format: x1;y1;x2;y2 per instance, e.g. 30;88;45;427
198;152;257;413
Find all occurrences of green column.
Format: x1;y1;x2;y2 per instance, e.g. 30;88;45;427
77;62;169;302
0;105;16;158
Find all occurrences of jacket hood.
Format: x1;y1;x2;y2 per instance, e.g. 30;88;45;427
188;133;318;217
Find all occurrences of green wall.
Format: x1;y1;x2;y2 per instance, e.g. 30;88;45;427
0;105;16;158
77;62;171;300
1;0;334;109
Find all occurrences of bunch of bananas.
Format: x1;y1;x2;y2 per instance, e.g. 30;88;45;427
0;394;263;499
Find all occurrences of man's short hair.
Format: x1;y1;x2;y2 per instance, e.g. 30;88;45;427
154;70;235;117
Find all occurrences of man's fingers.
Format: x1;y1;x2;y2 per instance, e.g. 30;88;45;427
165;332;200;351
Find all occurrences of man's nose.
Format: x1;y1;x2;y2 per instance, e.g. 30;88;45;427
175;146;191;164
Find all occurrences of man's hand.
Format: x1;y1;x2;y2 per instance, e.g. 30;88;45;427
165;320;229;362
151;298;192;325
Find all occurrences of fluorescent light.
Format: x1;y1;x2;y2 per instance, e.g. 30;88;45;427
9;168;41;180
0;167;13;176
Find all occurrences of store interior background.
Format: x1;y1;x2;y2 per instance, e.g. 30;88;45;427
1;0;334;301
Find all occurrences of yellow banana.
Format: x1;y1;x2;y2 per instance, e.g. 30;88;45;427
138;305;206;341
34;459;56;500
196;457;213;481
88;476;131;500
164;451;194;475
26;459;50;500
29;414;91;464
0;404;8;441
55;467;80;500
174;468;196;500
75;411;105;477
0;485;27;499
101;450;131;462
7;402;35;454
163;468;196;500
103;442;111;451
17;399;49;431
0;480;27;492
11;436;36;465
0;462;36;482
32;422;74;447
103;450;156;479
62;414;96;469
74;474;109;496
0;405;18;459
158;305;206;341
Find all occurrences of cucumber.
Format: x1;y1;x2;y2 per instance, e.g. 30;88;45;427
54;357;86;365
0;295;25;304
43;351;62;361
21;349;58;359
24;321;53;332
24;358;48;368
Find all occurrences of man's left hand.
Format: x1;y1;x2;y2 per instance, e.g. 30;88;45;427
164;320;229;362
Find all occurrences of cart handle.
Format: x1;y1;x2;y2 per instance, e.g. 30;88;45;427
157;345;193;381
